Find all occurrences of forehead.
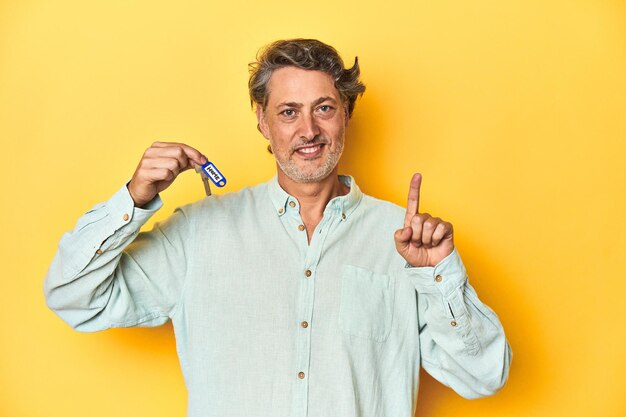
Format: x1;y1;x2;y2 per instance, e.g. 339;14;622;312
266;67;340;105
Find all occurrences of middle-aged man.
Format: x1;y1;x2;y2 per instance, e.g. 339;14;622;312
45;39;512;417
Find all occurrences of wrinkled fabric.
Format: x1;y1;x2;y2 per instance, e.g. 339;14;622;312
44;175;512;417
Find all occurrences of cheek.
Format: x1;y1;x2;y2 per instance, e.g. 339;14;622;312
324;113;346;133
269;121;297;139
268;126;297;153
323;120;345;139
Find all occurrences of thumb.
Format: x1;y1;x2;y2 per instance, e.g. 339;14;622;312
394;226;412;253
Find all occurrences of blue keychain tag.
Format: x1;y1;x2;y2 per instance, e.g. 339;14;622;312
200;161;227;187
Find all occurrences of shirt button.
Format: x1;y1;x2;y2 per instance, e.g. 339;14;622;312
289;201;296;208
96;249;103;255
301;321;309;328
341;213;346;220
435;275;443;283
122;213;129;221
298;371;305;379
451;320;457;327
278;208;284;214
304;269;312;277
298;224;305;231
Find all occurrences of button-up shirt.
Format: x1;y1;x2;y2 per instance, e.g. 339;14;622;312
44;175;512;417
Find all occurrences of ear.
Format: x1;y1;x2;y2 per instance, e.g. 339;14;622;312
256;106;271;139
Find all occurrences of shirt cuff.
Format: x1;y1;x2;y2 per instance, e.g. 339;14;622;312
403;247;467;296
105;181;163;234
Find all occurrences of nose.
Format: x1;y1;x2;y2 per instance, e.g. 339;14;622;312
298;112;321;141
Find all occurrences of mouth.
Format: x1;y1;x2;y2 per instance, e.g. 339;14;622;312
293;143;326;159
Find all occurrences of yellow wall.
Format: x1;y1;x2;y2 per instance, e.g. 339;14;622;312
1;1;624;416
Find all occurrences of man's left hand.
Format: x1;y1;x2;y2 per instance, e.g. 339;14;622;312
394;173;454;267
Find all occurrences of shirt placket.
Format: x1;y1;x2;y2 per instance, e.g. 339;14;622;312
286;197;338;417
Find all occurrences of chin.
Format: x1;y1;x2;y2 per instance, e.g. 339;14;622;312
280;162;337;184
286;170;332;184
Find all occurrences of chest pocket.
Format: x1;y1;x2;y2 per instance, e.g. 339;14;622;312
339;265;395;342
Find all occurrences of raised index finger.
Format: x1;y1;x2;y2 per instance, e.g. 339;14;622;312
404;173;422;227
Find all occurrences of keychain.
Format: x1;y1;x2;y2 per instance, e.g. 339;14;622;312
194;161;227;196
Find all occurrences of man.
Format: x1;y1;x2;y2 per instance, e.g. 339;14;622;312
45;39;511;417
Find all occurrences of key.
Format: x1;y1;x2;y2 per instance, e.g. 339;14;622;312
194;164;212;196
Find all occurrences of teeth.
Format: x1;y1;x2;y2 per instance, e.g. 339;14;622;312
298;145;320;154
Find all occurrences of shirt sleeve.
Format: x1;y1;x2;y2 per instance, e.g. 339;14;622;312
43;182;192;332
403;247;512;399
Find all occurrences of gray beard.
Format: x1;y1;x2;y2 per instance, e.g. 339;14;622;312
275;140;344;183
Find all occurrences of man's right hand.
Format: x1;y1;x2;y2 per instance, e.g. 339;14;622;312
127;141;207;207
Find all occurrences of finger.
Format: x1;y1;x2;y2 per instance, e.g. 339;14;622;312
410;213;430;248
394;226;412;253
157;157;183;177
404;173;422;227
142;152;185;169
145;148;190;172
421;216;440;247
148;143;198;170
143;167;177;183
151;141;208;166
431;221;452;246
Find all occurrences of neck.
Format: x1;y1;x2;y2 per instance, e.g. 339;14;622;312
276;166;350;240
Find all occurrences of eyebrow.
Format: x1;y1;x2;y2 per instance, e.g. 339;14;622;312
276;96;337;109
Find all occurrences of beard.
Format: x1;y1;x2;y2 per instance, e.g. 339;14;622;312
273;134;344;183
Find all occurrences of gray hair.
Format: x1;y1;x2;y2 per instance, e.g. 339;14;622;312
248;39;366;118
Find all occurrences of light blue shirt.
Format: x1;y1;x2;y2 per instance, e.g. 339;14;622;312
44;175;511;417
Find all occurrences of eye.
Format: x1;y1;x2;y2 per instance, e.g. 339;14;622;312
280;109;297;118
316;104;336;117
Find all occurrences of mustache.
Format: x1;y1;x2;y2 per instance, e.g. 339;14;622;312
290;136;329;152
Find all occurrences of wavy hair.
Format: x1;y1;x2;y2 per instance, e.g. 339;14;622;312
248;39;366;118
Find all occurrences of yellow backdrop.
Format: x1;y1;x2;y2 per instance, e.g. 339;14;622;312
1;1;625;416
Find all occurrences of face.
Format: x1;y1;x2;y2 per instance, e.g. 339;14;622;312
257;66;348;183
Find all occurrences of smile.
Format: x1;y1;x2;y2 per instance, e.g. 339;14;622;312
294;144;325;158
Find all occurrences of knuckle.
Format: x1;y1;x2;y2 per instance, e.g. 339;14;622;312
168;158;180;170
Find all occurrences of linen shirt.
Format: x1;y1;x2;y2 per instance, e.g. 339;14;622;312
44;175;512;417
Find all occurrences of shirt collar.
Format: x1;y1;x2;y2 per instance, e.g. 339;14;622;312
268;174;363;221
